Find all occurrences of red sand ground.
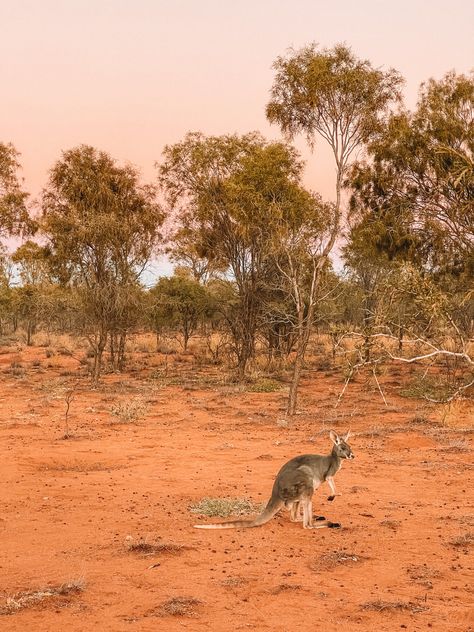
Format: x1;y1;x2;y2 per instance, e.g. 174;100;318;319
1;345;473;631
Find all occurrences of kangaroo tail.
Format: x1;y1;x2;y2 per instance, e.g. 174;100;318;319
193;497;283;530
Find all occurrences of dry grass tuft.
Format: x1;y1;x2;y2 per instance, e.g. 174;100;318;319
38;461;118;473
310;549;363;572
448;532;474;548
439;439;470;453
269;583;303;594
361;599;428;613
410;415;433;425
0;579;85;616
247;377;282;393
220;576;248;588
110;397;148;424
380;519;401;530
125;536;192;556
157;596;202;617
189;497;263;518
406;564;441;588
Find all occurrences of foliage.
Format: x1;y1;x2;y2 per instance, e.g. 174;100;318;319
149;270;214;349
41;145;164;381
0;142;31;241
159;133;314;377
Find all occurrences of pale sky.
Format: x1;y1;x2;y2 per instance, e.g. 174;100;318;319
1;0;473;276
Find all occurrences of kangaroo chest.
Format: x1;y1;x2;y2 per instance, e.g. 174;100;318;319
324;459;342;480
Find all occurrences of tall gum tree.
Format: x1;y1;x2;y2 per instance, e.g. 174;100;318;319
41;145;164;383
266;43;403;414
158;132;309;379
348;71;474;270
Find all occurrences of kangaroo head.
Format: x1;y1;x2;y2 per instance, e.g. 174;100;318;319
329;430;354;460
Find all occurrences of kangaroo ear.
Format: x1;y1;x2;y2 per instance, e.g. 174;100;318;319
329;430;340;445
343;430;351;441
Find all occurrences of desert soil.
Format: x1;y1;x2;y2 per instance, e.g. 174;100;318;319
1;344;473;631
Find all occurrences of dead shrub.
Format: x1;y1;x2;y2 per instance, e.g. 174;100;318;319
448;532;474;548
156;596;202;617
125;536;192;556
110;397;148;424
0;579;85;616
309;550;363;571
361;599;428;614
406;564;441;588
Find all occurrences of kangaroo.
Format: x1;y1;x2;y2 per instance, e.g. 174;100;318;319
194;430;354;530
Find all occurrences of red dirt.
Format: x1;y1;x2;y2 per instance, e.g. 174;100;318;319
1;345;473;631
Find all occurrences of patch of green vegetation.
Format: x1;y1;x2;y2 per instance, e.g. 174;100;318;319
189;497;263;518
248;378;282;393
399;375;461;402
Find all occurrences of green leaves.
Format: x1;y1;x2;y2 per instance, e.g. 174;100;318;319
0;143;31;240
42;145;164;284
267;43;403;164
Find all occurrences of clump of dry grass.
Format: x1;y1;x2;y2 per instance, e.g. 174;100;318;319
406;564;441;588
380;519;401;530
110;397;148;424
220;576;248;588
125;536;192;556
357;425;407;438
410;415;432;424
269;583;303;594
38;460;116;473
348;485;369;493
157;596;202;617
361;599;428;613
0;580;85;616
248;377;282;393
448;532;474;548
439;439;470;453
309;549;363;572
189;497;263;518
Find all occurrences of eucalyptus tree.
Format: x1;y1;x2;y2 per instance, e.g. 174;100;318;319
149;270;214;351
270;191;336;415
41;145;164;382
158;132;309;378
349;71;473;270
348;71;474;339
0;142;30;243
10;241;51;345
266;43;402;412
267;43;403;256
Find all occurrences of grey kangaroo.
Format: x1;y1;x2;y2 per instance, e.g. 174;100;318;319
194;430;354;530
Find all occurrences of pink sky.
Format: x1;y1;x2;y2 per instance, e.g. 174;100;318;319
1;0;473;273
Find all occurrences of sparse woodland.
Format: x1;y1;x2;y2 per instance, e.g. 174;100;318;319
1;45;473;413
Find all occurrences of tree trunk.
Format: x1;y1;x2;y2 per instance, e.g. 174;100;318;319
110;332;117;371
26;320;33;346
398;325;404;353
287;339;305;416
92;330;107;386
118;332;126;371
286;295;314;416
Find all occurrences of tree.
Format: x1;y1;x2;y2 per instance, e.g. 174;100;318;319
348;71;473;271
269;192;336;415
266;43;403;413
0;142;31;242
149;270;213;351
159;132;308;378
343;72;474;402
11;241;51;345
0;246;13;335
267;43;403;254
41;145;164;383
